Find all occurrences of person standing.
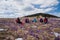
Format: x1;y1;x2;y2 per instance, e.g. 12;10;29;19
25;18;30;23
44;17;48;24
32;18;37;23
39;18;43;23
39;16;43;23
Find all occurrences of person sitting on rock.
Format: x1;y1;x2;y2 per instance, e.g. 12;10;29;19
16;17;22;24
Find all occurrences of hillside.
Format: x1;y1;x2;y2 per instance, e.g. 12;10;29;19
25;13;59;18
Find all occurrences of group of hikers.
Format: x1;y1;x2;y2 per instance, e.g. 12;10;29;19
15;17;60;40
16;16;48;25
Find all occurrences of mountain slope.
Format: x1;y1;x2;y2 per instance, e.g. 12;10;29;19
25;13;59;18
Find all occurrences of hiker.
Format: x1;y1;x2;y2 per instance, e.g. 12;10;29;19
39;18;43;23
25;18;30;23
16;17;22;24
39;16;43;23
44;17;48;24
32;18;37;23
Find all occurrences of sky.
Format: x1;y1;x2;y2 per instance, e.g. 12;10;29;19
0;0;60;18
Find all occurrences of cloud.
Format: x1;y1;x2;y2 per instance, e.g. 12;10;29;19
31;0;59;8
23;6;34;11
0;0;59;18
50;12;60;17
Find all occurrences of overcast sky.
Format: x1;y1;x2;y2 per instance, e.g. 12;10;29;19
0;0;60;18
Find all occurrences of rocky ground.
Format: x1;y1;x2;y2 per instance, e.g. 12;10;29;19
0;17;60;40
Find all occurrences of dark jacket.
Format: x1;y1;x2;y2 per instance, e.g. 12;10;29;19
16;18;22;24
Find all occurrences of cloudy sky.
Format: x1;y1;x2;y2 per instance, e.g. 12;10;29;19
0;0;60;18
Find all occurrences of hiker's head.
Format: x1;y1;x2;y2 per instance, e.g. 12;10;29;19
17;17;20;20
40;15;42;18
17;17;19;19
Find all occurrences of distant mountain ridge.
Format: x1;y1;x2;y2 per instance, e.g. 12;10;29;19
25;13;59;18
